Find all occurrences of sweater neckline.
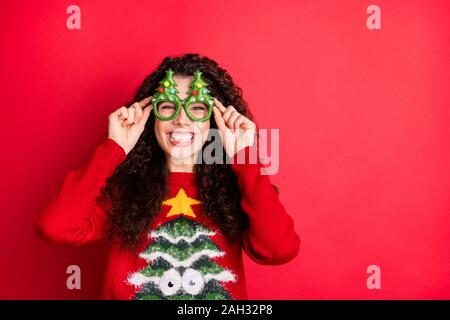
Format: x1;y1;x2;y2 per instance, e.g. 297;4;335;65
167;171;196;185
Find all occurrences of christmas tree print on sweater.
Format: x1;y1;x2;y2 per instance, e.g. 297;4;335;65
127;188;237;300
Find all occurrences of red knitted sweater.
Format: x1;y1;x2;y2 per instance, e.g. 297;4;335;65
34;138;300;299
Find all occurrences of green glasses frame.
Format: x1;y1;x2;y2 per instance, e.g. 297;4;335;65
151;68;215;122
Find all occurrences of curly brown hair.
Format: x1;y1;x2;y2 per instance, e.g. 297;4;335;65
97;53;253;251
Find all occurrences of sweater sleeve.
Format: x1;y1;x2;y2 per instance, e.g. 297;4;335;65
33;138;127;246
230;145;301;265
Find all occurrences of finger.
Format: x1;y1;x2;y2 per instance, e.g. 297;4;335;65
213;106;227;131
222;106;236;123
227;111;240;130
134;102;143;123
127;106;136;125
130;95;152;124
131;102;143;124
234;116;245;131
136;103;143;121
137;103;152;128
213;97;227;113
241;116;256;130
117;106;128;122
119;107;129;128
138;95;153;109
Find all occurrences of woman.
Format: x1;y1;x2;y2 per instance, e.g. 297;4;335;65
34;53;300;300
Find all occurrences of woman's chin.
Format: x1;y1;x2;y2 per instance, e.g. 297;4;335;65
166;145;197;162
165;137;204;160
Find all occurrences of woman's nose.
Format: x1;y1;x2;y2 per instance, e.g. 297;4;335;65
173;106;191;126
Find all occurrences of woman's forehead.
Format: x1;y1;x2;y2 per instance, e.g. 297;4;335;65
172;75;194;98
173;74;194;87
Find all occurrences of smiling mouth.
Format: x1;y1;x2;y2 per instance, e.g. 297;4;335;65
168;131;196;146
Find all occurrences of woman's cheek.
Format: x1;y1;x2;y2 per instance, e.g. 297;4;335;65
199;123;211;147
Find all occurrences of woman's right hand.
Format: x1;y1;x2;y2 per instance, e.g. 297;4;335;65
108;96;153;155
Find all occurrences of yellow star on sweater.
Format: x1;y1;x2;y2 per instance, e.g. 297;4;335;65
162;188;202;218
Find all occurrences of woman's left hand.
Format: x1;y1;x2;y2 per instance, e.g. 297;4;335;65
212;98;257;158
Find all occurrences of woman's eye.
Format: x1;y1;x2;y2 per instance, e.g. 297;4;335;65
192;106;206;111
162;105;175;109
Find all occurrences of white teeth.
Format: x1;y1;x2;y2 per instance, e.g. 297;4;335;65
170;132;193;142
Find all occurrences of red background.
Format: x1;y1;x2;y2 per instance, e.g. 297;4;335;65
1;0;449;299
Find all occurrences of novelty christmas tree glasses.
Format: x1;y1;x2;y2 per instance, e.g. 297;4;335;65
152;68;215;122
